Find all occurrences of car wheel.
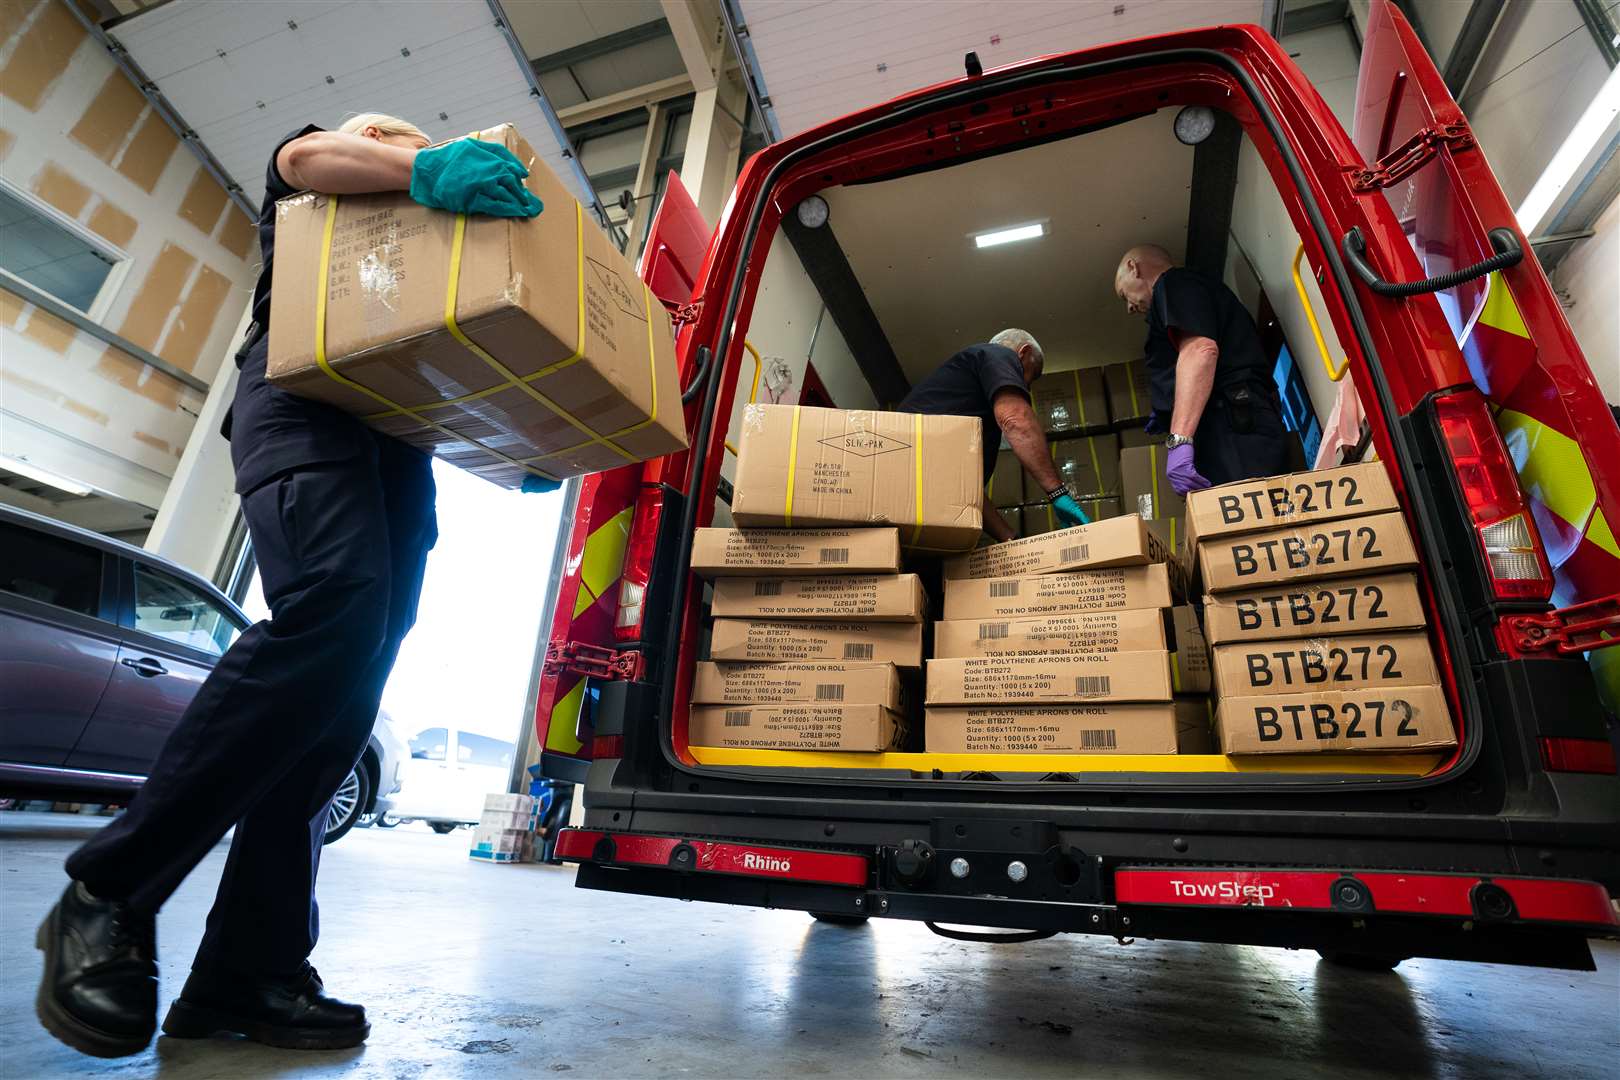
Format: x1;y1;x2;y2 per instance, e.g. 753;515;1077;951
810;912;870;926
430;821;459;835
375;813;401;828
1317;950;1407;971
322;765;371;846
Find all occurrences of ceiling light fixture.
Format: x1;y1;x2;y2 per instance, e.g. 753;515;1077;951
0;455;92;497
796;195;830;229
1174;105;1217;145
1516;63;1620;235
973;222;1046;248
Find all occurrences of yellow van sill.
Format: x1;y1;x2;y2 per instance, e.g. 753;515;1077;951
689;746;1443;776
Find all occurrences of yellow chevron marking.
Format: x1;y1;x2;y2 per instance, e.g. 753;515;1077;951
1497;407;1597;534
1476;271;1529;340
1587;507;1620;561
545;679;586;755
579;505;633;609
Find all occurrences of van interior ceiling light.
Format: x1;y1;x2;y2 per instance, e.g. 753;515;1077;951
0;455;91;497
1516;62;1620;235
796;195;830;229
1173;105;1217;145
974;222;1047;248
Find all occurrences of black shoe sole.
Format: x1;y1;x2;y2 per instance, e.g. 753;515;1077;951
34;913;153;1059
161;999;370;1050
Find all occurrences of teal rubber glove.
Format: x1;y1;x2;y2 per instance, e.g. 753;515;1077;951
521;473;561;494
410;139;543;218
1050;492;1091;527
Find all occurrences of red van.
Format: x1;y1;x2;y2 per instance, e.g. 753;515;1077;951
533;1;1620;970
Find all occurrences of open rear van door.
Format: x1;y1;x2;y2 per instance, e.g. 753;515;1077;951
1348;0;1620;701
532;172;713;781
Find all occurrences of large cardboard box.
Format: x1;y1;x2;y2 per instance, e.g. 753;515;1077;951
944;564;1174;619
1197;511;1418;593
1030;368;1110;434
942;515;1167;580
1210;632;1438;699
1216;684;1454;754
1167;604;1210;694
1120;444;1185;523
268;125;685;487
1185;462;1401;544
1023;499;1121;536
1024;433;1121;503
934;608;1167;657
926;650;1172;704
1145;516;1186;557
987;449;1023;508
690;703;904;751
1202;572;1426;645
710;573;925;621
999;506;1025;537
1104;360;1153;425
709;619;924;666
926;699;1209;754
1117;426;1157;449
692;661;902;709
690;527;900;577
731;404;982;551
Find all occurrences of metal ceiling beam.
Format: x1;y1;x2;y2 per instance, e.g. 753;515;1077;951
1573;0;1619;68
557;74;694;127
1442;0;1508;99
529;19;672;75
661;0;724;93
720;0;780;142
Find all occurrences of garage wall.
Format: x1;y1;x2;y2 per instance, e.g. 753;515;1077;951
0;0;256;510
1551;193;1619;403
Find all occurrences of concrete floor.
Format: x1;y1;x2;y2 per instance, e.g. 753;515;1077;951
1;813;1616;1079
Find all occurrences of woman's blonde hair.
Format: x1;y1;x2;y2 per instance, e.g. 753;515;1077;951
337;112;429;142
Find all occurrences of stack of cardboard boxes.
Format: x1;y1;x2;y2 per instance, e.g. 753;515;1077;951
1187;463;1455;755
691;401;985;753
469;793;539;864
691;528;922;751
924;516;1212;755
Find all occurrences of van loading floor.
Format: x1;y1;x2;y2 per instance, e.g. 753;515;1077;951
3;812;1615;1079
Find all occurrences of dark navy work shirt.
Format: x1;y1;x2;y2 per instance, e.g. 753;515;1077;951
225;125;375;496
897;342;1029;480
1143;267;1270;426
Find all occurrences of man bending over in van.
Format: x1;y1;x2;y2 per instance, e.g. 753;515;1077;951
898;329;1088;541
1114;244;1288;493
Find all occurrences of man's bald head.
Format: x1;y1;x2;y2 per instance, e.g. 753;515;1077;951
1115;243;1174;317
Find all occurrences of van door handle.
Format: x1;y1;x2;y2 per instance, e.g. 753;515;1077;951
121;657;168;678
1342;226;1522;298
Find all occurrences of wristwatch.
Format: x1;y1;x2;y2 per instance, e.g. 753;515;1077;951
1046;483;1071;503
1164;433;1194;451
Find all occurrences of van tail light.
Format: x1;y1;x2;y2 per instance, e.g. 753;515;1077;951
614;486;666;640
1538;737;1617;775
1433;388;1554;602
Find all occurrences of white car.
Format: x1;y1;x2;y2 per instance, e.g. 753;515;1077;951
381;727;515;833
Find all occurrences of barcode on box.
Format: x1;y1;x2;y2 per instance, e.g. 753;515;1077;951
978;622;1009;640
724;710;751;727
819;547;849;564
814;683;845;701
1080;728;1118;750
1059;544;1089;563
843;642;874;660
989;580;1020;597
753;580;784;596
1074;675;1112;696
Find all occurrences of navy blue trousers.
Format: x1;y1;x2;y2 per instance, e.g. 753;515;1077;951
67;424;435;976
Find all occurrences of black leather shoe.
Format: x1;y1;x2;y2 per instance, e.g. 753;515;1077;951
161;963;369;1050
35;881;158;1058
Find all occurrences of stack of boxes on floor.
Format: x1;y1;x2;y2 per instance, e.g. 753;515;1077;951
689;402;985;754
926;516;1212;755
1187;463;1455;755
469;793;539;864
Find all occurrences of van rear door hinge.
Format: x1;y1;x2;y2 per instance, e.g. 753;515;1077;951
1350;123;1474;192
1501;594;1620;656
670;301;704;327
544;641;646;681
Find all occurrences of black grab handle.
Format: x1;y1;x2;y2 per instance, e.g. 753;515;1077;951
1342;226;1523;298
681;344;713;404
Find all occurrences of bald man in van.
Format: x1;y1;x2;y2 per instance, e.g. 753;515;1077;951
898;329;1089;541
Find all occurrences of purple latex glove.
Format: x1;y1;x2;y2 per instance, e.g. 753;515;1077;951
1166;442;1211;496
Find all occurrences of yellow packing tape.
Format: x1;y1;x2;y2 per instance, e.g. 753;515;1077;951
783;405;802;525
912;412;925;546
314;196;560;482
